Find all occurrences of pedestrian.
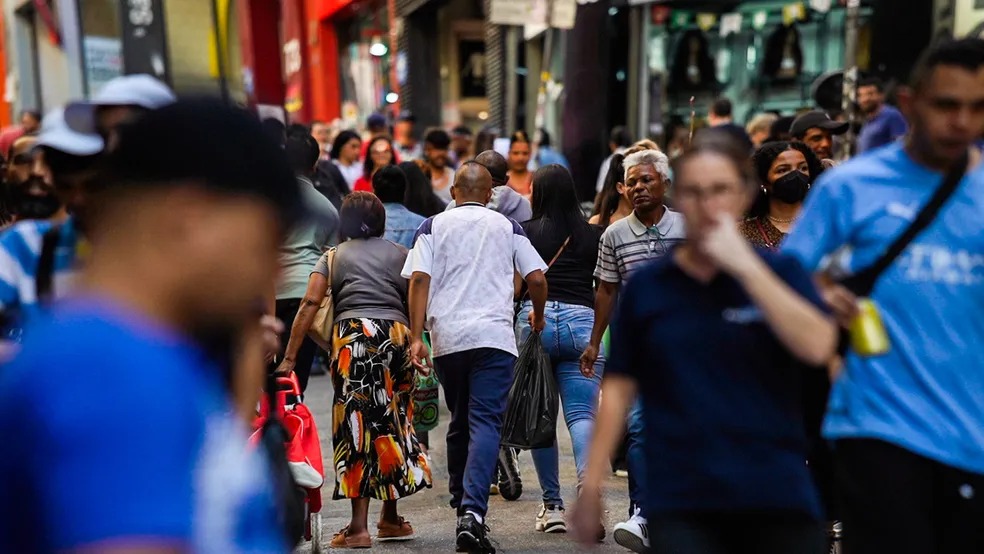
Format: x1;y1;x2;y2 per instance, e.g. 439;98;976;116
0;99;300;553
424;128;455;203
515;165;604;535
403;162;549;553
856;77;909;153
400;160;446;218
746;112;779;149
4;134;64;223
790;110;848;163
533;128;570;170
589;153;627;226
705;97;754;153
580;147;685;553
331;129;364;191
354;135;397;192
394;111;422;161
278;191;432;548
766;115;796;143
311;119;333;160
446;150;532;223
373;164;425;249
64;74;176;149
595;126;632;195
270;134;339;392
783;38;984;554
739;141;824;249
450;125;474;167
0;108;104;345
0;109;41;157
572;132;836;554
506;131;534;198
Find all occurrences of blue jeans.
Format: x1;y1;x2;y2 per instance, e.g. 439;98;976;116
434;347;516;518
517;300;604;507
626;398;647;518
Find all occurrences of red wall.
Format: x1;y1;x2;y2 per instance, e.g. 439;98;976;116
237;0;285;108
304;0;342;122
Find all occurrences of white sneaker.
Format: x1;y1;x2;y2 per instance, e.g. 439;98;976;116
613;510;648;553
535;504;567;533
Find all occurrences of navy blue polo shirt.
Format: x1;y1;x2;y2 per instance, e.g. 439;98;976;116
608;248;824;520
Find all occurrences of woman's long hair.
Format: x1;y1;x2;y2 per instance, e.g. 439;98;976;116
399;161;445;218
330;129;361;161
591;153;626;228
363;135;396;179
527;164;597;255
748;141;824;218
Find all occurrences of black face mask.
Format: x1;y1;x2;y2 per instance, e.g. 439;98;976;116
8;178;62;220
770;171;811;204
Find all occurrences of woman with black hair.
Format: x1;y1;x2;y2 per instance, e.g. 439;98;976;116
507;130;534;198
276;192;431;548
515;164;605;535
353;135;396;193
399;161;445;218
740;141;824;249
589;153;628;227
330;129;363;191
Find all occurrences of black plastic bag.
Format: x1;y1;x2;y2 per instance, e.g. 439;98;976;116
501;333;559;450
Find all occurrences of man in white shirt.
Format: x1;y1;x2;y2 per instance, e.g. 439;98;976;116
403;162;548;553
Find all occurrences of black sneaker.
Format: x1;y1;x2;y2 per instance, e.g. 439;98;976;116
456;513;496;553
497;447;522;501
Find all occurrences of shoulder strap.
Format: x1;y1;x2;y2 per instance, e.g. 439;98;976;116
755;220;775;250
841;150;969;296
35;225;62;303
545;237;571;270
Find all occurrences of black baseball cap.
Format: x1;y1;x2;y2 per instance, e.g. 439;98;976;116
790;110;849;138
104;98;306;226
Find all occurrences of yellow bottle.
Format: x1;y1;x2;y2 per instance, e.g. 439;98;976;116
849;298;890;357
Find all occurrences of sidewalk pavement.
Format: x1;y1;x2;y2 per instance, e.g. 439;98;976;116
295;372;632;553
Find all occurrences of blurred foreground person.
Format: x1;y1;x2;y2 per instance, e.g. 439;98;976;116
65;74;176;149
403;162;548;553
573;133;835;554
0;100;303;553
784;39;984;554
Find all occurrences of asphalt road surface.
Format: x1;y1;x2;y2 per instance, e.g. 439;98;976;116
295;371;632;553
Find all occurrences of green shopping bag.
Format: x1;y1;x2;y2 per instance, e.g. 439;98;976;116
602;326;611;359
413;332;441;433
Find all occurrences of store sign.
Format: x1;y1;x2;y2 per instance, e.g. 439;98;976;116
490;0;575;29
83;36;123;95
120;0;170;82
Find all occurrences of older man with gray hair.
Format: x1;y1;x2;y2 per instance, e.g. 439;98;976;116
580;147;684;553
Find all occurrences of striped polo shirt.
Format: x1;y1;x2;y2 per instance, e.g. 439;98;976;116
594;208;685;284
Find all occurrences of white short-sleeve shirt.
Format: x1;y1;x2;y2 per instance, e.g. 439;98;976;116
402;203;547;357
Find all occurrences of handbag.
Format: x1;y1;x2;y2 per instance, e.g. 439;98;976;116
835;151;969;354
307;247;336;352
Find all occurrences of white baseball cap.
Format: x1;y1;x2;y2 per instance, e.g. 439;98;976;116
35;108;105;156
64;74;176;135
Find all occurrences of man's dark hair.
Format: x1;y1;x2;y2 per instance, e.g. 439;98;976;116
339;191;386;240
538;128;552;148
424;128;451;149
452;125;472;137
711;97;733;118
285;134;320;175
262;118;286;146
105;99;302;226
330;129;361;160
372;165;408;203
910;38;984;91
310;120;326;127
858;76;884;92
474;150;508;185
287;123;310;138
21;110;41;123
610;126;633;148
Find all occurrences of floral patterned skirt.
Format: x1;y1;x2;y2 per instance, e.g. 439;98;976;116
330;317;432;500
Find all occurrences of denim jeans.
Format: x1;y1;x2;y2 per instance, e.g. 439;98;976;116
626;398;647;517
517;300;604;507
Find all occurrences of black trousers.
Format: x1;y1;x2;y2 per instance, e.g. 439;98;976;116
836;439;984;554
649;512;825;554
269;298;318;393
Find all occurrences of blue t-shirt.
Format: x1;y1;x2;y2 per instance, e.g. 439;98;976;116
0;298;286;553
607;250;824;519
783;143;984;474
857;104;908;154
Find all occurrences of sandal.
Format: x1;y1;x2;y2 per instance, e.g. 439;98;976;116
330;525;372;549
377;517;415;541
